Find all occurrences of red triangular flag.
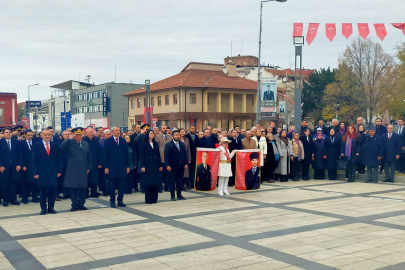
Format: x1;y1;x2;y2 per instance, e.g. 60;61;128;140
306;23;319;45
392;23;405;35
293;23;303;37
325;23;336;41
374;24;387;41
342;23;353;39
358;23;370;40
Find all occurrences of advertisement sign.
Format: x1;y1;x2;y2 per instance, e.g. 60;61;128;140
279;101;286;114
102;93;109;117
26;101;42;108
21;117;28;129
195;148;220;191
236;150;261;190
71;114;85;128
261;77;277;110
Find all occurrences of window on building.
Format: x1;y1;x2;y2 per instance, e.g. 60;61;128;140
165;95;169;105
131;99;134;109
92;106;96;112
158;96;161;106
207;95;210;105
93;92;97;99
173;94;178;105
252;96;254;106
98;105;102;112
151;97;154;106
190;94;196;104
78;95;82;101
81;107;85;113
137;99;141;108
77;108;80;114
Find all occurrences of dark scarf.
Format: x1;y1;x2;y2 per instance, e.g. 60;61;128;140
281;136;289;146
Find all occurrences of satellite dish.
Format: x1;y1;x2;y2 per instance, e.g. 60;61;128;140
282;78;287;82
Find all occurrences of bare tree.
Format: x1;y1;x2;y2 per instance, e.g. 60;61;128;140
342;37;394;124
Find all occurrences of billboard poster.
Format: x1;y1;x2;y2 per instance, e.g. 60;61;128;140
236;150;261;190
195;148;220;191
261;77;278;111
279;101;286;114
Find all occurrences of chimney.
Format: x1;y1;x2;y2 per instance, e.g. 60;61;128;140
226;61;237;77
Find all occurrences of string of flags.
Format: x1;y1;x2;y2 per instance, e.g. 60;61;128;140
293;23;405;45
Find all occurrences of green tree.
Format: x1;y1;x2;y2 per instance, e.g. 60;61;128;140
322;61;367;123
302;68;336;122
17;107;25;121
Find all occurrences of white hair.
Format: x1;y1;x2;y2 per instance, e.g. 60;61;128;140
104;129;112;133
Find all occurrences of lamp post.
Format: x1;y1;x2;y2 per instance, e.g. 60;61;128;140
27;83;39;118
122;107;125;127
144;80;151;126
256;0;287;124
293;36;304;135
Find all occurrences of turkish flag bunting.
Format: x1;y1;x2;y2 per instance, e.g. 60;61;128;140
306;23;319;45
325;23;336;41
374;24;387;41
342;23;353;39
358;23;370;40
293;23;303;37
392;23;405;35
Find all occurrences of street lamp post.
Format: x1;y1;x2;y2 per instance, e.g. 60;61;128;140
256;0;287;124
27;83;39;120
293;36;304;135
122;107;125;127
144;80;151;126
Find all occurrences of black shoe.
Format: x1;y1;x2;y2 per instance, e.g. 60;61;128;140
97;192;102;196
56;194;62;199
3;202;9;207
70;207;77;211
391;180;395;183
383;179;391;182
103;192;108;197
10;201;20;206
48;209;57;214
90;194;99;198
158;189;162;193
171;196;176;201
373;181;379;183
187;185;191;189
77;205;88;210
61;196;68;200
40;210;46;215
117;201;126;207
164;188;170;192
177;195;186;200
111;202;117;208
134;188;140;192
365;180;373;183
182;187;187;191
86;194;90;199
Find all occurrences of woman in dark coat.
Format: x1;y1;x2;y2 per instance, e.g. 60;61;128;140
312;130;325;180
356;125;366;174
338;121;347;139
323;128;341;180
139;129;163;204
341;125;361;182
124;135;137;194
300;128;313;180
264;133;279;183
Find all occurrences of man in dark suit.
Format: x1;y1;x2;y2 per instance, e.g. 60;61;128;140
98;129;112;196
229;129;243;186
82;126;102;198
199;129;216;148
133;126;148;193
32;129;62;215
315;120;328;136
59;130;70;199
47;126;62;145
0;127;23;206
375;118;387;173
195;151;212;191
164;130;188;201
103;126;129;208
362;126;383;183
381;125;402;183
21;129;39;204
185;125;199;189
263;85;274;101
394;118;405;173
245;152;260;190
60;127;92;211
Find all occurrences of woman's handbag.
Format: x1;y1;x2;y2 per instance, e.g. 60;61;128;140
337;158;348;171
275;154;280;162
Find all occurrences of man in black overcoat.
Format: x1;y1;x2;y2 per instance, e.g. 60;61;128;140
60;127;92;211
103;126;129;208
362;126;383;183
0;127;23;206
32;129;62;215
199;129;216;148
375;118;387;173
245;152;260;190
21;129;39;204
380;125;402;183
185;125;199;189
229;129;242;186
164;130;188;201
82;126;102;198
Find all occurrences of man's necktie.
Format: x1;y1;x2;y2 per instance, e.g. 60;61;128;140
79;141;82;148
399;127;402;135
7;140;11;151
175;142;180;151
252;167;256;174
389;133;392;140
116;137;119;145
164;134;167;140
46;142;50;156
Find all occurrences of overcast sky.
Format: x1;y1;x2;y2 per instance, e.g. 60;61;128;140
1;0;404;102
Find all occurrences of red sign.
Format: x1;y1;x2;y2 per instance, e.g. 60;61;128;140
236;150;261;190
21;117;28;129
195;148;220;191
261;107;276;112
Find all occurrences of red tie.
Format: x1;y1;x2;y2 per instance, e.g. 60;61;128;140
116;137;119;145
389;134;392;140
46;142;50;156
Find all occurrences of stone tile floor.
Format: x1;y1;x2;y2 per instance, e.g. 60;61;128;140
1;180;405;270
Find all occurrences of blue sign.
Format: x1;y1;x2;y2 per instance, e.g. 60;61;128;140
60;111;71;132
26;101;41;107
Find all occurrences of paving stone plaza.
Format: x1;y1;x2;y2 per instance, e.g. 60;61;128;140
1;180;405;270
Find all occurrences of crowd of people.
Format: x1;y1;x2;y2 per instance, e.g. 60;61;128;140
0;115;404;214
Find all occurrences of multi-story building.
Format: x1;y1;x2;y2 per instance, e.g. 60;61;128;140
0;93;17;126
124;61;284;130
